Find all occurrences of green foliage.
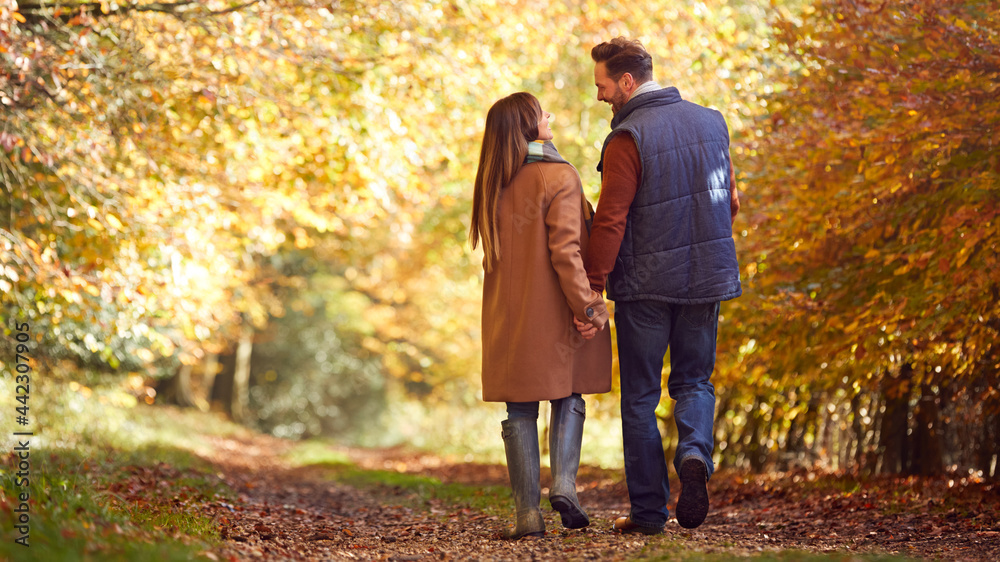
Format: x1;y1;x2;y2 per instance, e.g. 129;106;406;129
248;273;387;440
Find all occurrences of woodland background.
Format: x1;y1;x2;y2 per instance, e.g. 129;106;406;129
1;0;998;479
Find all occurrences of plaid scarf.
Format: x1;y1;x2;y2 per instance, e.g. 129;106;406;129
525;140;570;165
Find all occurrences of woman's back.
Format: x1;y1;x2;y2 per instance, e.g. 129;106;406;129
480;161;611;403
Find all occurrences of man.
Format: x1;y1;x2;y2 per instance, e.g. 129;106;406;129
580;37;741;534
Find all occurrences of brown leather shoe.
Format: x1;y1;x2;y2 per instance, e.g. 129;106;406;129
612;515;663;535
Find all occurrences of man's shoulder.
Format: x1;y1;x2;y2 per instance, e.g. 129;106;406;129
630;100;729;134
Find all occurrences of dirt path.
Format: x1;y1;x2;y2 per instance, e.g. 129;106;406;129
195;433;1000;561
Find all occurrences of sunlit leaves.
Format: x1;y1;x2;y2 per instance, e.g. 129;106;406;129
8;0;996;476
730;0;999;403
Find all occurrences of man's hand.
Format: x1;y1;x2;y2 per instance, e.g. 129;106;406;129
729;160;740;226
574;317;600;340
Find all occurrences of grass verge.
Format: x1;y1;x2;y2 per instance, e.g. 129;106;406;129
1;447;226;562
285;440;513;517
0;377;244;561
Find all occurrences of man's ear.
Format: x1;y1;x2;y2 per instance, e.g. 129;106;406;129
620;72;635;91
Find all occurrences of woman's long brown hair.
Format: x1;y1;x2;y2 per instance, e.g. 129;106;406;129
469;92;542;272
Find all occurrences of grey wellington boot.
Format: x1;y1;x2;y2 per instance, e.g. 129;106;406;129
501;417;545;539
548;395;590;529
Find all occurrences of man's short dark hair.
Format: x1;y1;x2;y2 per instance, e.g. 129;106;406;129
591;37;653;83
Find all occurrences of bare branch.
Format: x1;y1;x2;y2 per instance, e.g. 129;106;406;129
15;0;261;24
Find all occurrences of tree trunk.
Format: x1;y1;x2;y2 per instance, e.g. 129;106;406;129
210;352;236;415
196;352;220;412
850;390;864;469
937;382;958;469
804;393;822;461
976;386;1000;479
816;394;835;469
878;363;912;474
230;323;254;424
155;363;198;408
747;397;766;472
868;389;883;469
786;409;802;456
993;410;1000;479
911;381;944;476
714;392;734;469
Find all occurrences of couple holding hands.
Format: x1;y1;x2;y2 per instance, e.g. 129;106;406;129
470;37;742;538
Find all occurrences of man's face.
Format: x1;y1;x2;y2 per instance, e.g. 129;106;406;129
594;62;629;115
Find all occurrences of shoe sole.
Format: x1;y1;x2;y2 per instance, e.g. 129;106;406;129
676;460;709;529
550;496;590;529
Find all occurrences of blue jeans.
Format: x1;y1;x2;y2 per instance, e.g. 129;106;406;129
506;394;580;420
615;299;719;528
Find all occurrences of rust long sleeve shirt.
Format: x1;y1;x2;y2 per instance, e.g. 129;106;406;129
585;134;641;293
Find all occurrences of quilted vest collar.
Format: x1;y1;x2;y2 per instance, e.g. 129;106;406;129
610;86;684;129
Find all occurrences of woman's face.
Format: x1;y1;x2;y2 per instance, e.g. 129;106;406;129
536;109;554;141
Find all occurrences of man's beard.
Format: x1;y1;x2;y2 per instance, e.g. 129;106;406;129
610;89;629;115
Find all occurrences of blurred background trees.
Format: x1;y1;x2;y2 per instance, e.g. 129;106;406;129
2;0;997;477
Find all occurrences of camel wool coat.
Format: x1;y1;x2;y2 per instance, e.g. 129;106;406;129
481;161;613;403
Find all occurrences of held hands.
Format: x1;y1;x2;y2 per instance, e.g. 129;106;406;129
731;189;740;226
729;161;740;226
573;317;602;340
574;288;607;340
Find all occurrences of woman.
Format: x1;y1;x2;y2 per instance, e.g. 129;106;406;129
470;92;612;539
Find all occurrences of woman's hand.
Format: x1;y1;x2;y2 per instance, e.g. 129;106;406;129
573;317;600;340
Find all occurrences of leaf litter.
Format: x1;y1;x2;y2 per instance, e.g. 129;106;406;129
100;432;1000;561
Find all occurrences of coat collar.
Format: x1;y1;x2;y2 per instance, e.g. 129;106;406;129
610;86;684;129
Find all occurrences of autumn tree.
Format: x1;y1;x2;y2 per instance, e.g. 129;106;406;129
725;0;1000;475
2;0;554;431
